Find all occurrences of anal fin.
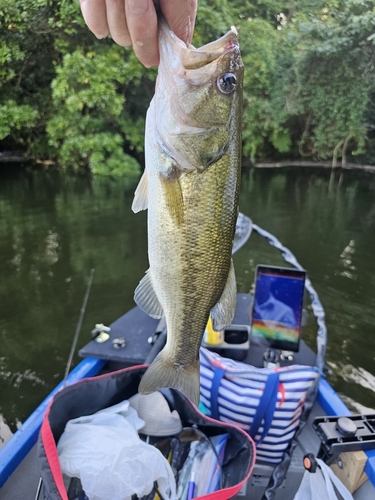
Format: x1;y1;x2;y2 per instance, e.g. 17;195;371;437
210;259;237;331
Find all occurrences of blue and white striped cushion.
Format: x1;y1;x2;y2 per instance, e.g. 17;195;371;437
199;348;319;464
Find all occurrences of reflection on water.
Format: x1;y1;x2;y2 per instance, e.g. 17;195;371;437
0;415;13;450
338;240;357;280
0;166;374;430
339;395;375;415
328;362;375;394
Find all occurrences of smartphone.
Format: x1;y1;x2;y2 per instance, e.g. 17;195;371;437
250;265;306;352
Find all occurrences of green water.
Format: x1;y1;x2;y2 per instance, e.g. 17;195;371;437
0;166;374;431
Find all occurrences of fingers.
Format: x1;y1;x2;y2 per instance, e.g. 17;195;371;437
80;0;109;39
80;0;198;68
125;0;159;67
105;0;131;46
80;0;131;45
160;0;197;44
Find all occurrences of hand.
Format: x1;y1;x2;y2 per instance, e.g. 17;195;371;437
79;0;198;67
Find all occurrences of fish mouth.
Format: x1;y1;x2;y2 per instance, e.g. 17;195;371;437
159;18;240;71
182;30;239;70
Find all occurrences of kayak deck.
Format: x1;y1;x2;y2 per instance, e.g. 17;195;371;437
0;293;374;499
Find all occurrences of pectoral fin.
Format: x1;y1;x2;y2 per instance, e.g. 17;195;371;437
134;270;164;319
132;171;148;213
210;260;237;331
161;172;184;226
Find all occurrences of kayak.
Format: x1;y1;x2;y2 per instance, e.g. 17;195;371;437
0;214;374;500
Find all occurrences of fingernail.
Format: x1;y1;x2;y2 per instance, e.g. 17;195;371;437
142;56;159;68
127;0;148;15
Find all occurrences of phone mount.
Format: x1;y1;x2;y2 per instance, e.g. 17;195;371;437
262;348;296;368
263;348;280;368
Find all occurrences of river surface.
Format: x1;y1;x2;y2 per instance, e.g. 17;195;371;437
0;166;374;432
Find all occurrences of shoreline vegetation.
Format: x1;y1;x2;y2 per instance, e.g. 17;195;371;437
2;151;375;175
254;162;375;173
1;1;375;176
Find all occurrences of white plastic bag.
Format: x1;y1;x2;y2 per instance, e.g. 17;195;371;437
294;458;354;500
57;400;176;500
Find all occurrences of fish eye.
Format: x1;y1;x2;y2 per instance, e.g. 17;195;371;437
217;73;237;94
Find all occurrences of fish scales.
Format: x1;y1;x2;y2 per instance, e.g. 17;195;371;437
132;18;244;404
150;157;240;361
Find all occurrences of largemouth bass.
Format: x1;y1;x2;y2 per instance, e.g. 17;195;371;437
132;19;244;405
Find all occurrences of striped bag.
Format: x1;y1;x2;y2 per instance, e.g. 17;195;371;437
200;348;320;464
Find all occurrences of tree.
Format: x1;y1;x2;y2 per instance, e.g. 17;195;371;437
1;0;375;173
293;0;375;163
0;0;148;178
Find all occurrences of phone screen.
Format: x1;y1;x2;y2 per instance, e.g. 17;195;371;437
250;265;306;352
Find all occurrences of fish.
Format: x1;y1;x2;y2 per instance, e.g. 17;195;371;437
132;18;244;405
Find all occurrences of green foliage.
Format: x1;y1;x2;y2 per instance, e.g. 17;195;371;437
292;0;375;159
1;0;375;171
0;100;38;140
0;0;148;176
238;18;289;161
51;131;141;178
47;45;151;176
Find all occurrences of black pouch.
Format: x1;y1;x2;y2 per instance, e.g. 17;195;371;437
37;365;256;500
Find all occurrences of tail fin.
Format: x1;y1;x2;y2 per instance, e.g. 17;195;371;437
139;352;201;405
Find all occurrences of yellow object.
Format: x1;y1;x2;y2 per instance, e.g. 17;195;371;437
205;317;224;345
154;449;173;500
330;451;368;493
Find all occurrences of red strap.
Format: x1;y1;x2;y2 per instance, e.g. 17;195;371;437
39;364;149;500
41;401;68;500
197;475;249;500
